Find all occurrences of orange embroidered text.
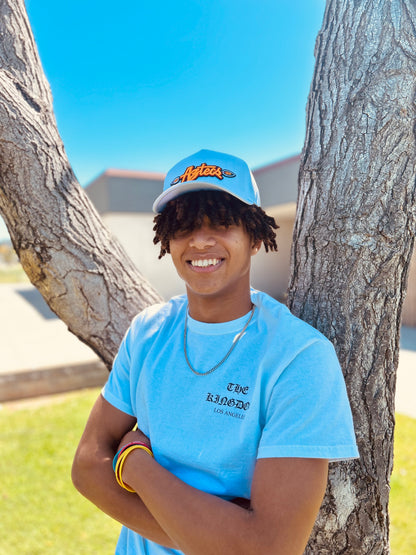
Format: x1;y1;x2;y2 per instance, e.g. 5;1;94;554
171;163;235;185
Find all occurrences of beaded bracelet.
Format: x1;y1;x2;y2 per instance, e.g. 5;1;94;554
113;442;154;492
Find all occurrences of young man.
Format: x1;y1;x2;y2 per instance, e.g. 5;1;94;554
72;149;359;554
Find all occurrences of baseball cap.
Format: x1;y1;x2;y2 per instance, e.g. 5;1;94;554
152;149;261;213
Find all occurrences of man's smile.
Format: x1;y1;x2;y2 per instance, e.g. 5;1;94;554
188;258;223;270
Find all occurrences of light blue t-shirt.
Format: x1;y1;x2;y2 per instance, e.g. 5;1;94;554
103;290;359;554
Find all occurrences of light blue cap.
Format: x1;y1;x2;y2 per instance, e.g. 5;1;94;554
152;149;261;213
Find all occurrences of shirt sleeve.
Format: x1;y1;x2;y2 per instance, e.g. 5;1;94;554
257;339;359;462
101;321;136;417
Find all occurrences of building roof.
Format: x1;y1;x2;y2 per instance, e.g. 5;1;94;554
85;155;301;214
86;169;165;213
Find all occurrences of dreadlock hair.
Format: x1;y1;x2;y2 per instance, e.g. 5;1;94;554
153;190;279;259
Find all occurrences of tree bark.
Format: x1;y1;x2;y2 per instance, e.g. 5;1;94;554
0;0;163;368
288;1;416;552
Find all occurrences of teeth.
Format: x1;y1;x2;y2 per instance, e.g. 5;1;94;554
191;258;220;267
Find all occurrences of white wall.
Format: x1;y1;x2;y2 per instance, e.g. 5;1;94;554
103;213;185;300
251;206;295;300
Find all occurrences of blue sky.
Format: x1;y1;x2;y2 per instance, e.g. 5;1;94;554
0;0;325;241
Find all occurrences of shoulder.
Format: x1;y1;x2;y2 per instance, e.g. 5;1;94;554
250;289;339;377
251;289;329;345
115;294;187;362
128;294;187;340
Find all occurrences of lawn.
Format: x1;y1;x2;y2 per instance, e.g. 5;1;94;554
0;389;120;555
390;412;416;553
0;264;29;283
0;388;414;554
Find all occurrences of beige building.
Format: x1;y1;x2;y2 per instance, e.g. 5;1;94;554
85;155;416;326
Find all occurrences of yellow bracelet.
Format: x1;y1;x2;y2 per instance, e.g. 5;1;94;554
115;443;154;483
115;447;136;491
115;444;154;492
116;446;141;491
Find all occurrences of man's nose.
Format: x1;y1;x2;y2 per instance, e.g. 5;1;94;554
188;226;216;249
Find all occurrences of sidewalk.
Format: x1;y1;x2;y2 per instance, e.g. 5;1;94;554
0;283;415;417
0;283;107;402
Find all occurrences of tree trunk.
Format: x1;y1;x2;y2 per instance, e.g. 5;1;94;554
288;1;416;552
0;0;163;368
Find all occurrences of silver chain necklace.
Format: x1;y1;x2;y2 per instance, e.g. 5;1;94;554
183;305;255;376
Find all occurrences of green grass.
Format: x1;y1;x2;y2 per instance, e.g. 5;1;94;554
0;389;414;554
0;389;120;555
390;413;416;553
0;265;29;283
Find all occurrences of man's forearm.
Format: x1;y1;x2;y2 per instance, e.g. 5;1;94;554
122;449;264;555
71;447;177;549
121;449;327;555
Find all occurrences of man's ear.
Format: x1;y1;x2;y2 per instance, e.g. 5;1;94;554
251;240;262;256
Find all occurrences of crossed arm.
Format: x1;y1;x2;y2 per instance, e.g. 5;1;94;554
72;394;328;554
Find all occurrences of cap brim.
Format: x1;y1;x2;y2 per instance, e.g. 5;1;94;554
152;181;250;213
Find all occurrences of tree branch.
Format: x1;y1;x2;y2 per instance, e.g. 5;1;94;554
0;0;163;368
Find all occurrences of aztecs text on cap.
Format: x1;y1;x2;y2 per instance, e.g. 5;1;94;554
170;163;236;186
